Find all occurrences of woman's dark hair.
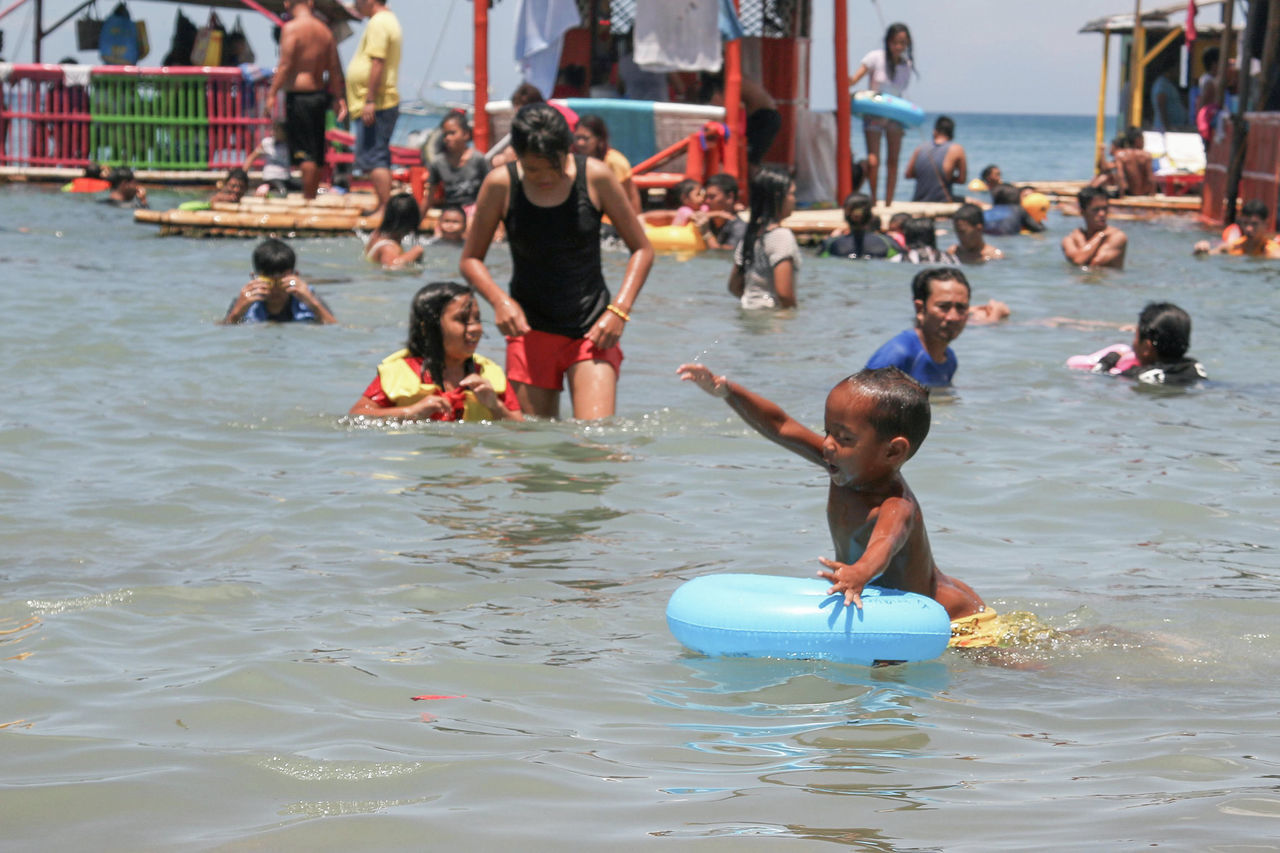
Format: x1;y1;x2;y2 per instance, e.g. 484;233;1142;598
252;237;296;276
574;114;610;158
407;281;476;385
381;192;422;236
1137;302;1191;360
440;110;472;138
884;23;917;80
739;167;793;270
510;103;573;166
902;217;938;250
842;192;874;229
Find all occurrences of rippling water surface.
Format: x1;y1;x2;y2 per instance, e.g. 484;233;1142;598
3;125;1280;850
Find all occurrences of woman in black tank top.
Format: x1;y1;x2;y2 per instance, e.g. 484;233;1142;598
461;104;653;420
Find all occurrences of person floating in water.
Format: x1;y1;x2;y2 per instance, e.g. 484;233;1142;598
222;238;336;324
1066;302;1207;386
102;166;147;208
1193;200;1280;258
677;363;998;646
350;281;523;422
818;192;898;259
1061;186;1127;269
208;167;250;206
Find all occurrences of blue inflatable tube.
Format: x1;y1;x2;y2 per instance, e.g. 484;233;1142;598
851;91;926;128
667;574;951;665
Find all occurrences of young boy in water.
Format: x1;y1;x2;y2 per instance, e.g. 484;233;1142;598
222;237;337;324
676;363;987;624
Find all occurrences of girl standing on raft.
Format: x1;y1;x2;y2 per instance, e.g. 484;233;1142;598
848;23;916;206
461;104;653;420
350;281;523;422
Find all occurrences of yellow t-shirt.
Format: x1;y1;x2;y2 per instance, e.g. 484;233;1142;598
346;10;402;111
603;148;633;184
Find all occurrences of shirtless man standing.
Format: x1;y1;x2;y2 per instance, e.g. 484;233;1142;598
1114;127;1155;196
266;0;347;199
1062;186;1128;269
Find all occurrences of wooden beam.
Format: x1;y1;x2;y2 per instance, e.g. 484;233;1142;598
1095;28;1111;173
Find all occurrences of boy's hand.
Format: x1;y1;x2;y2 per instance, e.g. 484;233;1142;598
817;557;872;609
676;363;729;398
241;279;270;303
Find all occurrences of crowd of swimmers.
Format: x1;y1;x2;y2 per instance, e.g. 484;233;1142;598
64;29;1277;649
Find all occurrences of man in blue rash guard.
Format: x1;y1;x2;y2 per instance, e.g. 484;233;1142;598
864;268;971;387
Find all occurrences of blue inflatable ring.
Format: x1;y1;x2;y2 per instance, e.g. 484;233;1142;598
850;90;926;128
667;574;951;665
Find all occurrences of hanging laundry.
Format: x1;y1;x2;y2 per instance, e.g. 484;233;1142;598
635;0;721;73
513;0;580;99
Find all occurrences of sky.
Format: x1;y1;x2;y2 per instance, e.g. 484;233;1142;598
3;0;1236;115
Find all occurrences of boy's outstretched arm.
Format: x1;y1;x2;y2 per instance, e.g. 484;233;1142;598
817;495;917;608
677;364;824;467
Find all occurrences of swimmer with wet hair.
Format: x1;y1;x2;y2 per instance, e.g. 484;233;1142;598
1193;200;1280;257
1062;186;1127;269
223;237;336;324
676;361;987;625
948;202;1004;264
1067;301;1206;385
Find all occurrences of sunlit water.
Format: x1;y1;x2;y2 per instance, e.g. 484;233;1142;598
3;116;1280;850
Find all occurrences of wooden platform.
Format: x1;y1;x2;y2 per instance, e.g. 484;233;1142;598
134;193;400;237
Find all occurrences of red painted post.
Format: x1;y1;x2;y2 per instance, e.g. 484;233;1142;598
473;0;490;153
834;0;851;203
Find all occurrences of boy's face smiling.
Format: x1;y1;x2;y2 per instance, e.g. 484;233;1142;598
822;385;903;490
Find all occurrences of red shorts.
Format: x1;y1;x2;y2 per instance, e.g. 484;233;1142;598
505;329;623;391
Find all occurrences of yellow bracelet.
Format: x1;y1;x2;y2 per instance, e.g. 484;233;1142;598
606;303;631;323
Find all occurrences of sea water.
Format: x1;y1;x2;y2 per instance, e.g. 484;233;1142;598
3;114;1280;850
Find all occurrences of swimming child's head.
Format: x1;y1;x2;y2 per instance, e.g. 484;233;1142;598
1238;199;1271;241
252;237;296;278
980;164;1001;187
952;203;985;249
842;192;874;229
1134;302;1192;364
672;178;705;209
511;103;573;173
822;367;930;487
84;161;104;179
704;173;739;211
223;167;249;199
381;192;422;236
573;114;610;159
407;281;482;382
437;204;467;240
901;218;938;250
108;166;135;189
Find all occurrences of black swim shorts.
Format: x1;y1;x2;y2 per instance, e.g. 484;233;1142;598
746;107;783;165
285;90;331;166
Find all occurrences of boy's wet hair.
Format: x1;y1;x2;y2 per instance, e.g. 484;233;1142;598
1138;302;1192;360
381;192;422;235
705;172;738;199
510;103;573;165
953;202;984;228
911;267;970;302
225;167;249;185
838;367;931;456
1240;199;1269;220
108;166;135;188
1077;185;1108;210
407;281;475;387
253;237;296;276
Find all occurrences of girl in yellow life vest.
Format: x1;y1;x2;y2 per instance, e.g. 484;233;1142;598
350;281;524;422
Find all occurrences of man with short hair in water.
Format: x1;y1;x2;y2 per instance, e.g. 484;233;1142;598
905;115;966;203
1194;200;1280;257
267;0;346;200
947;203;1003;263
864;268;972;388
1061;186;1127;269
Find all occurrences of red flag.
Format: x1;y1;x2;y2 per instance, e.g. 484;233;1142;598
1186;1;1198;44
